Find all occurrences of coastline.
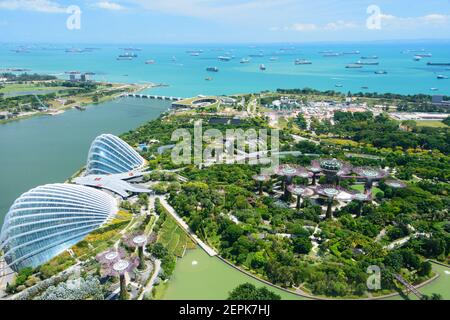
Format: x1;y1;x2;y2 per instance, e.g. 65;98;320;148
0;82;150;125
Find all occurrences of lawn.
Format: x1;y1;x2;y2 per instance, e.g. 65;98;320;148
157;214;195;258
415;120;448;128
350;184;383;196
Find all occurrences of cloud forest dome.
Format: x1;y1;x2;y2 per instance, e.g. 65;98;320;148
0;184;118;271
86;134;146;175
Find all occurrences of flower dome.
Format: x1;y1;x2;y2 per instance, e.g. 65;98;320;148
86;134;145;175
0;184;118;271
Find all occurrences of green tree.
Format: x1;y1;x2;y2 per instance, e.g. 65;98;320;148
227;283;281;300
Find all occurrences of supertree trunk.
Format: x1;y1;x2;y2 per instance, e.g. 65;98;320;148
357;202;363;217
119;274;128;300
364;179;373;194
326;199;333;219
296;195;301;210
258;181;263;195
312;173;317;185
138;247;145;270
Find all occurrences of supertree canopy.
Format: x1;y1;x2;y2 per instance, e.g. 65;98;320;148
96;248;126;266
315;185;351;219
287;185;314;209
123;233;148;270
352;167;389;193
307;166;322;185
384;179;407;189
350;192;372;217
104;257;139;300
252;174;271;195
311;158;352;185
275;165;311;199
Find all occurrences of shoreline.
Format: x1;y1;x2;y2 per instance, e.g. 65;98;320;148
0;82;150;125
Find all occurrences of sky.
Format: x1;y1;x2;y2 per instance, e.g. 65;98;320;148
0;0;450;43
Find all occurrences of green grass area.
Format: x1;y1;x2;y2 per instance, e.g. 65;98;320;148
0;83;69;95
415;120;449;128
157;214;195;258
350;184;383;196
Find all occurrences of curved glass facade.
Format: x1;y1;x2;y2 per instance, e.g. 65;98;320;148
0;184;118;271
86;134;145;175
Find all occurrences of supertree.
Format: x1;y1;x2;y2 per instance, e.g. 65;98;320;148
311;158;352;185
350;192;372;217
384;179;407;189
307;166;322;185
287;185;314;210
123;233;148;271
252;174;271;195
104;257;139;300
274;164;312;200
352;167;389;194
315;185;351;219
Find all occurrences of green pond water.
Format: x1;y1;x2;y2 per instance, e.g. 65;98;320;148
0;98;171;226
162;247;304;300
163;247;450;300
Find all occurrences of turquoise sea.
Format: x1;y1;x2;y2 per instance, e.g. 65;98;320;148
1;41;450;223
1;41;450;97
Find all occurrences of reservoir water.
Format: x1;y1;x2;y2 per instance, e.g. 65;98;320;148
0;98;171;225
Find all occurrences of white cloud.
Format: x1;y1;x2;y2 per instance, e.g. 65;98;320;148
290;23;317;31
124;0;295;19
0;0;66;13
324;20;357;31
92;1;126;11
282;20;357;32
380;13;450;28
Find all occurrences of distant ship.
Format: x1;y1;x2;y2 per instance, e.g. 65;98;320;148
375;70;388;74
269;57;279;61
430;88;439;91
427;62;450;66
206;67;219;72
343;51;360;55
346;64;363;69
437;75;449;79
335;84;343;88
218;56;232;61
323;53;340;57
117;56;133;61
205;77;213;81
118;52;137;58
260;64;266;71
415;53;432;58
145;60;155;64
120;47;142;51
249;53;264;58
361;86;369;89
361;55;378;59
295;59;312;65
240;58;251;64
355;60;379;65
186;50;203;54
65;48;83;53
414;56;422;61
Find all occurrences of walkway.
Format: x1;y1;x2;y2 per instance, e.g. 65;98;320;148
138;259;161;300
157;196;217;256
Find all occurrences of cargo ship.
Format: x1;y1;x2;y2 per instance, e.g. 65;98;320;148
295;59;312;65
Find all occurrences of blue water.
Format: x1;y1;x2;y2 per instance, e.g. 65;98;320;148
1;42;450;96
